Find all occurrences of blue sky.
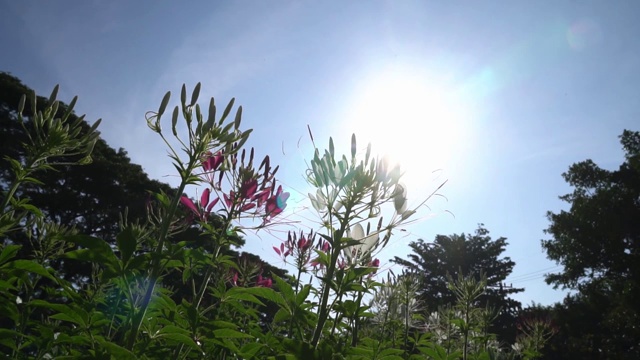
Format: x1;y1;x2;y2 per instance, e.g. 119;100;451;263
2;1;639;306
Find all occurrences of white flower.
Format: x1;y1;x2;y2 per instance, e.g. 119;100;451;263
512;342;524;353
343;223;378;264
15;296;22;305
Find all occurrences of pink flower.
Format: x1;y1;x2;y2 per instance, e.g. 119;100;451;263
240;178;258;199
223;191;235;209
180;196;198;214
273;242;285;256
253;189;271;207
265;185;289;216
321;241;330;252
180;189;219;221
256;273;272;287
231;271;239;286
203;151;224;172
298;236;308;250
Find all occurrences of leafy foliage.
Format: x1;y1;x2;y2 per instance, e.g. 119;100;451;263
541;129;640;358
0;74;551;359
392;225;523;344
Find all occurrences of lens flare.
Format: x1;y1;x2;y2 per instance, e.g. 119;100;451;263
567;18;602;51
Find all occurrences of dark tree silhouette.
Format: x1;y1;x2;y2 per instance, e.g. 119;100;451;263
541;130;640;358
393;225;523;344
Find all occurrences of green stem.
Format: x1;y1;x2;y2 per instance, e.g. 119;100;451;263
311;230;341;347
0;155;39;212
125;161;196;350
463;301;470;360
311;204;351;348
404;284;410;351
351;290;364;347
329;290;345;338
289;266;303;338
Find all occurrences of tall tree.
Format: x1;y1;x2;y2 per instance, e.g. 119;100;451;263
541;129;640;358
393;225;523;343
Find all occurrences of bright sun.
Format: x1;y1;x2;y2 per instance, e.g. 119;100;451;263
343;68;468;191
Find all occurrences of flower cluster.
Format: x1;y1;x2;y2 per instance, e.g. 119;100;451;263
230;270;273;288
342;223;379;266
181;148;289;226
274;230;317;270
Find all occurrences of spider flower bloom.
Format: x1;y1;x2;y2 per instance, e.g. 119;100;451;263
256;273;272;287
202;151;224;172
264;185;289;223
368;258;381;277
180;188;219;222
239;178;258;199
343;223;379;265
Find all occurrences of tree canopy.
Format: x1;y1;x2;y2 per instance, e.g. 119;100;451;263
541;129;640;357
392;224;523;343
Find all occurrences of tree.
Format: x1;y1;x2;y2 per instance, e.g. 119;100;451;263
541;129;640;358
392;224;523;344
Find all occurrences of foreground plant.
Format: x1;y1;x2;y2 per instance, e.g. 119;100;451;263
0;85;101;357
0;80;552;359
0;83;289;358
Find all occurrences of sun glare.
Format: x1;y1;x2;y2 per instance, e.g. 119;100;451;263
342;68;468;192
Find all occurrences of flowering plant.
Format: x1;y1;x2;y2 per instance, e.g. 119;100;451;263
0;82;553;359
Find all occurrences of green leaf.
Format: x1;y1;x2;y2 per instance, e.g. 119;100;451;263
65;234;114;253
158;325;191;336
225;290;265;306
240;342;264;358
2;260;57;282
379;347;404;357
211;320;238;330
273;275;295;303
236;286;287;308
0;329;21;350
0;245;21;266
21;177;45;186
160;332;200;349
63;249;119;270
50;312;85;327
31;300;87;327
0;279;16;291
213;328;253;339
295;284;311;306
273;308;291;323
99;339;137;360
63;235;118;267
15;202;43;217
53;334;91;348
